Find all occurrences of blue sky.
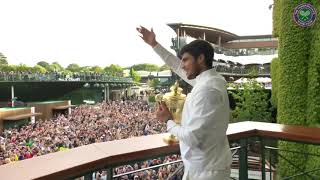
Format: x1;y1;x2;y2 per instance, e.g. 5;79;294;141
0;0;273;67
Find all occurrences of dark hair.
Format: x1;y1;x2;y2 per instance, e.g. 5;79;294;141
179;39;214;68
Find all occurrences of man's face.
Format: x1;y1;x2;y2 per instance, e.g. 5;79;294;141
181;52;201;80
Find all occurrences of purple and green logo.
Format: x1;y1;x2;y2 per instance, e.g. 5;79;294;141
293;3;317;27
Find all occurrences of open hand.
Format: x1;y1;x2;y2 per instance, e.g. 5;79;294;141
136;26;158;47
156;101;173;123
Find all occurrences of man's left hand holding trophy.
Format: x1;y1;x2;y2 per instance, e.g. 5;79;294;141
155;94;173;124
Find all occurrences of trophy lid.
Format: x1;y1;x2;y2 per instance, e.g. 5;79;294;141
164;81;186;100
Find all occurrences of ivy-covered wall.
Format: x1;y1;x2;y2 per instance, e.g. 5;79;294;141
274;0;320;178
270;57;279;108
306;1;320;176
272;0;281;37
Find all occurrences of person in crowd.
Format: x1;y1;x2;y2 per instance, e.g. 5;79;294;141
0;100;183;179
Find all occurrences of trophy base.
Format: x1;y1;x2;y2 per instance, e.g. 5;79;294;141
163;134;179;144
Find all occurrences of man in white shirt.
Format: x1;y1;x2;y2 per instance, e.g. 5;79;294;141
137;26;232;180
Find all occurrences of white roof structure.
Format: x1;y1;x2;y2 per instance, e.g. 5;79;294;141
215;53;278;65
137;70;172;77
235;77;271;83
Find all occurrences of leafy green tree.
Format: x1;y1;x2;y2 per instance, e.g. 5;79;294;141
130;68;141;82
90;66;103;73
80;66;91;73
159;64;170;71
104;64;123;76
37;61;51;70
33;65;47;74
0;65;16;72
66;63;81;72
51;62;64;72
229;79;272;123
130;63;159;71
0;53;8;65
16;64;30;72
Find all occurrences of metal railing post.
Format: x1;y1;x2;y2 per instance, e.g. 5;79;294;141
107;168;113;180
239;138;248;180
260;137;266;180
84;173;93;180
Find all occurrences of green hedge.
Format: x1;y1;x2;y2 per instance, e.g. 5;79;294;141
277;0;312;178
272;0;281;37
230;80;272;123
306;2;320;176
270;57;279;108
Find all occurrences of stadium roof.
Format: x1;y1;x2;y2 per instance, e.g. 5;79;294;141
167;23;238;44
167;23;275;45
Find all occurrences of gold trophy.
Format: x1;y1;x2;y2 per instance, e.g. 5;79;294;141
155;81;186;144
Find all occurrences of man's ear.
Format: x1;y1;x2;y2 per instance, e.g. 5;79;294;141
197;54;205;65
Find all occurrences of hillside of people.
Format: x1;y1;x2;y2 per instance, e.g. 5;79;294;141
0;100;183;179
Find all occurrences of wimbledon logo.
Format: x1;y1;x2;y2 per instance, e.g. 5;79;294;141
293;3;317;27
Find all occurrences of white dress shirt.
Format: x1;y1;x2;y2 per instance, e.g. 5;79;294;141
153;44;232;177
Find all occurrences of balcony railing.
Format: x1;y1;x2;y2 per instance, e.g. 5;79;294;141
0;121;320;180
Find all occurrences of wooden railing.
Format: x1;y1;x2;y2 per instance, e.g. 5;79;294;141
1;121;320;180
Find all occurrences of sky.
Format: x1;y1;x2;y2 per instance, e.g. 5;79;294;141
0;0;274;68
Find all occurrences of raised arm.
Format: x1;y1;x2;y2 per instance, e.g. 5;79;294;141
136;26;195;86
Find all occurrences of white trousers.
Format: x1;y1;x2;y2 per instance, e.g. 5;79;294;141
182;168;231;180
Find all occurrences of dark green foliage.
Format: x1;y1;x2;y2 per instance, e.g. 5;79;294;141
104;64;123;76
271;58;279;108
272;0;281;37
130;68;141;82
130;63;160;71
37;61;52;71
276;0;317;178
230;79;272;123
277;141;310;180
159;64;170;71
306;2;320;176
66;63;81;72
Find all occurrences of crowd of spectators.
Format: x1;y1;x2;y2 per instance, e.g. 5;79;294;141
0;71;128;82
0;100;182;180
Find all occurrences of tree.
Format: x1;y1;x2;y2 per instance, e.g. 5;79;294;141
80;66;91;73
33;65;47;74
37;61;51;70
130;68;141;82
104;64;123;76
0;65;16;72
0;53;8;65
90;66;103;73
229;79;272;123
66;63;81;72
159;64;170;71
51;62;64;72
15;64;30;72
130;63;160;71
